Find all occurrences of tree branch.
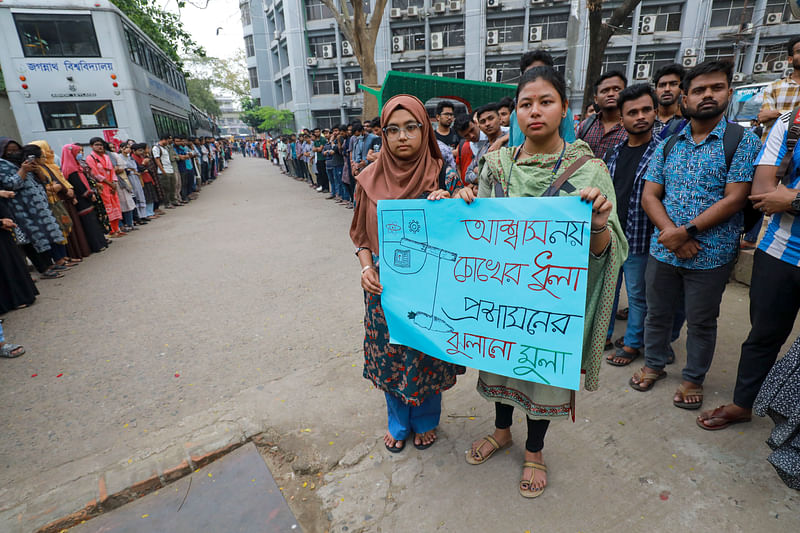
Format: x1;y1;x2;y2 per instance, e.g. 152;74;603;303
367;0;390;40
319;0;353;40
610;0;642;26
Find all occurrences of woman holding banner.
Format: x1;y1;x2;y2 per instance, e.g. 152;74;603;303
350;95;464;453
455;67;627;498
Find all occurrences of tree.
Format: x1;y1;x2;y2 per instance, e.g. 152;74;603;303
584;0;643;108
239;98;294;135
182;51;249;98
186;78;221;115
318;0;390;119
110;0;204;66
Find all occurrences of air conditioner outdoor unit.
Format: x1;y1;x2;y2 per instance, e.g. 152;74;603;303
448;0;462;10
344;79;356;95
487;30;499;46
487;0;500;8
529;25;543;42
773;60;789;72
766;12;783;25
684;48;697;57
306;57;318;67
342;41;353;56
433;2;446;13
531;0;545;4
634;63;651;80
732;72;745;83
406;6;419;16
390;8;402;17
321;44;334;59
430;32;444;50
640;15;656;34
485;68;499;83
392;36;405;53
432;72;445;77
753;62;768;73
786;67;795;77
682;56;697;68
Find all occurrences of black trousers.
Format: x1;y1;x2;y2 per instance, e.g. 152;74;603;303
316;160;329;191
495;403;549;453
733;250;800;409
21;244;52;273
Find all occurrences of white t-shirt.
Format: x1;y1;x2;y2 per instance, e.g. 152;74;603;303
152;143;173;174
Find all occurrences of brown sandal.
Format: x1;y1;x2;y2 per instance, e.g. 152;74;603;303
519;461;547;498
696;405;752;430
629;367;667;392
673;384;703;410
465;435;512;465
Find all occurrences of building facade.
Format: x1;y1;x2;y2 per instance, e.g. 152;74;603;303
216;95;253;137
241;0;800;129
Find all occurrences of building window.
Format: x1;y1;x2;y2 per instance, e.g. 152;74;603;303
308;34;337;58
633;49;681;78
703;45;742;71
710;0;754;27
485;60;520;84
14;14;100;57
757;42;792;66
487;17;525;44
601;9;634;35
248;67;259;89
39;100;117;131
392;0;424;8
152;108;190;138
391;64;425;74
430;63;465;79
392;27;426;51
123;25;187;95
305;0;334;21
430;23;465;47
344;71;363;86
764;0;794;23
312;110;342;130
311;72;339;95
244;35;255;57
528;13;569;40
601;52;629;75
640;4;683;32
241;1;252;26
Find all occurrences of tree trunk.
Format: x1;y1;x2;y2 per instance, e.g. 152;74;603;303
358;41;379;121
583;5;613;108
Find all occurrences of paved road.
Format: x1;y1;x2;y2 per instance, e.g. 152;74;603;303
1;157;798;532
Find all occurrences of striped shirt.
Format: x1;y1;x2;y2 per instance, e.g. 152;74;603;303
754;110;800;267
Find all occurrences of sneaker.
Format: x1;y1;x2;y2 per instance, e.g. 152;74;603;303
316;186;323;192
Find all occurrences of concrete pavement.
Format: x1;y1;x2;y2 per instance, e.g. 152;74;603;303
1;156;798;532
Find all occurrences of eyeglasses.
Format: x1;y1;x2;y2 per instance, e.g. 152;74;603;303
383;123;423;139
439;112;454;117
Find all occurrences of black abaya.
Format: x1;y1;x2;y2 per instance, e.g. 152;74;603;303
66;171;107;253
0;199;38;312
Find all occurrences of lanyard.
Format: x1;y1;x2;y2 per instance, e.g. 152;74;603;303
508;140;567;189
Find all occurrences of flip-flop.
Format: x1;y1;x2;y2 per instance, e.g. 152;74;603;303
413;432;436;450
696;405;752;431
385;439;406;453
519;461;547;499
466;435;512;465
673;384;704;410
629;367;667;391
606;346;641;366
0;344;25;358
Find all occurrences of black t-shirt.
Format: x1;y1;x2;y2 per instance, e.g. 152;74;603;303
612;142;649;231
435;129;460;148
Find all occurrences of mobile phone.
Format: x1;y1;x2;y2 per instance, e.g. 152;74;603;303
26;155;36;163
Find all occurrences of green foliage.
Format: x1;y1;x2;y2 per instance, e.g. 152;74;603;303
182;51;249;98
239;98;294;133
110;0;204;66
186;78;221;115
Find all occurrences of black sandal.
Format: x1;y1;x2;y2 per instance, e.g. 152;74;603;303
385;439;406;453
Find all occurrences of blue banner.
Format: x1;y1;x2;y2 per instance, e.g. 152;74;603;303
377;197;592;390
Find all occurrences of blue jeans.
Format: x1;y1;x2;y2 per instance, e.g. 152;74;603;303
385;392;441;440
0;322;4;343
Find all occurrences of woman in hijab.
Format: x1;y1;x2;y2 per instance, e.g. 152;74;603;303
132;143;159;218
120;144;148;224
0;189;38;312
85;137;124;237
350;95;465;452
0;138;66;279
108;144;136;232
61;144;108;253
31;140;91;260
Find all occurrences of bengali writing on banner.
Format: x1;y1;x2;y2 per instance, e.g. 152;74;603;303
377;197;592;391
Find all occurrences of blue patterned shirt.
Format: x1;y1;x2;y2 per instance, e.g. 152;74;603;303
604;136;660;255
644;119;761;269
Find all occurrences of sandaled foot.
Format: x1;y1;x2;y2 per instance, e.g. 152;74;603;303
673;382;704;410
0;343;25;358
606;345;641;366
383;431;405;453
629;366;666;391
520;451;547;499
414;429;437;450
696;404;752;431
466;431;512;465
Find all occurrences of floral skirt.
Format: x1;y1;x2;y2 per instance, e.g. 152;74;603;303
363;290;465;406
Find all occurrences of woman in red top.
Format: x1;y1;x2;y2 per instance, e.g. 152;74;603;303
85;137;124;237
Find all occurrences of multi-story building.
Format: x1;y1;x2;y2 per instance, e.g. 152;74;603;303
216;95;253;137
241;0;800;130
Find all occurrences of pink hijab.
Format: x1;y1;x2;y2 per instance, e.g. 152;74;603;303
60;144;91;191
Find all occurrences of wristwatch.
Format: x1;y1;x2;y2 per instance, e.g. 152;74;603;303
683;222;699;237
792;192;800;215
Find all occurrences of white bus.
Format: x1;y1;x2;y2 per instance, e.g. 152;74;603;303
0;0;193;151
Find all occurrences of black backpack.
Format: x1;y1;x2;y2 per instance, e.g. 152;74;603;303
662;122;760;234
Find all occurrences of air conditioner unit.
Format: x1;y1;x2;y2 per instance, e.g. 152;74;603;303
773;60;789;72
432;72;445;77
753;62;768;73
682;56;697;68
274;30;281;40
732;72;745;83
529;25;543;42
640;15;656;34
487;0;500;8
448;0;462;10
740;22;754;34
683;48;697;57
391;36;404;53
306;57;318;67
343;79;356;95
342;41;353;56
634;63;651;80
531;0;545;4
430;32;444;50
487;30;499;46
406;6;419;16
390;7;402;17
485;68;499;83
321;44;334;59
766;12;783;25
433;2;446;13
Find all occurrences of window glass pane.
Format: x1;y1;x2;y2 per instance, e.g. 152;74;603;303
39;100;117;131
245;35;255;57
311;72;339;95
249;67;259;88
14;14;100;57
241;2;252;25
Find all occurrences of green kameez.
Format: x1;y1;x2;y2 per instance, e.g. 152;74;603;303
475;140;629;419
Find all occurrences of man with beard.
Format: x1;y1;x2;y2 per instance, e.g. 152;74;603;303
497;97;514;128
757;36;800;142
577;71;628;158
434;101;460;149
629;61;761;410
652;63;687;139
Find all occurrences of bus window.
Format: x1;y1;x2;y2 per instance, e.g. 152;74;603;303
14;14;100;57
39;100;117;130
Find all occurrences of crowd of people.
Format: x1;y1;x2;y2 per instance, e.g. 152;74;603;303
0;134;233;357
